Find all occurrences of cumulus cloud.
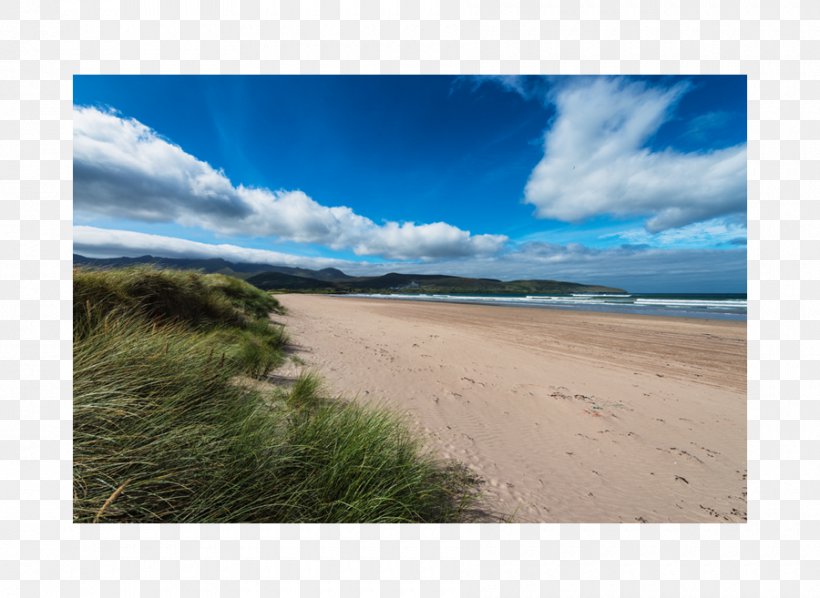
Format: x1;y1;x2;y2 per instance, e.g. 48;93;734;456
73;108;250;223
73;106;507;260
523;78;746;232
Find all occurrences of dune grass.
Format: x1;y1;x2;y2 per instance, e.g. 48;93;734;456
74;266;282;332
73;267;479;523
74;266;287;378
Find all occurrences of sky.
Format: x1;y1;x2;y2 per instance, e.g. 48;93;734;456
73;75;747;292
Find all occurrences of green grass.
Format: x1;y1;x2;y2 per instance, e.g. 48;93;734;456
74;266;283;333
74;266;287;378
74;267;479;523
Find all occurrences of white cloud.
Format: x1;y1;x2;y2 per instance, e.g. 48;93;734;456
73;226;356;270
73;106;507;260
75;226;746;293
73;107;250;222
605;218;747;248
385;242;746;292
458;75;553;104
523;78;746;232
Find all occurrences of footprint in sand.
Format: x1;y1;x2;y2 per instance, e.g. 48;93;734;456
670;448;704;464
691;442;720;457
460;376;486;387
699;504;730;521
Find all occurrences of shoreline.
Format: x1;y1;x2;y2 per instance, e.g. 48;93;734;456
330;292;748;324
277;294;747;523
327;293;748;324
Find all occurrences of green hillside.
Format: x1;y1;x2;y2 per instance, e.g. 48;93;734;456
74;254;627;295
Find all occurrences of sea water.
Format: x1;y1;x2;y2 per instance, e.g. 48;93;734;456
340;292;747;321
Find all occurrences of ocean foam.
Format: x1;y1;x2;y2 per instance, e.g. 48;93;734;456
343;293;747;319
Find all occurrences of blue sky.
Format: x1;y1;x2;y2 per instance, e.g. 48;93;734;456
73;75;746;292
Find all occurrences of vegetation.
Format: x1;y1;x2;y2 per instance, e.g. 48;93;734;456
74;254;627;295
74;267;479;523
245;270;627;295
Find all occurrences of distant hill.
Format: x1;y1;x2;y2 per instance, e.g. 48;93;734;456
240;271;345;291
72;254;353;282
319;272;626;295
74;254;627;295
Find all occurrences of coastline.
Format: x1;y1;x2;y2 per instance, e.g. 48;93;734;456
277;294;746;523
333;292;748;322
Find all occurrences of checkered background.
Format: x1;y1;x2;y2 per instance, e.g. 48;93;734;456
0;0;817;595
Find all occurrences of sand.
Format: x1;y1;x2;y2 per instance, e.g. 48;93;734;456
275;294;747;523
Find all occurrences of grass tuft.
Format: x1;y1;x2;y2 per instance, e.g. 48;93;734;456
286;372;323;411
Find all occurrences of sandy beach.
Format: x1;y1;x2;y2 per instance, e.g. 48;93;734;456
276;294;747;523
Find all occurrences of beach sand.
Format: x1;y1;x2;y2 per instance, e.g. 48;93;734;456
276;294;747;523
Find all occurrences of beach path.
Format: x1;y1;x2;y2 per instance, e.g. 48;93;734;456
276;294;747;523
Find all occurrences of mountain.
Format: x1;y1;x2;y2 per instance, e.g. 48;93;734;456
240;271;344;291
74;254;627;295
312;268;352;282
72;254;353;282
313;273;625;295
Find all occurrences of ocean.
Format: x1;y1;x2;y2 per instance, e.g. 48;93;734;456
341;292;748;321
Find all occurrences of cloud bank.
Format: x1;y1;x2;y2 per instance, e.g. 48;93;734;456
73;226;356;269
73;106;507;260
523;78;746;232
75;225;745;293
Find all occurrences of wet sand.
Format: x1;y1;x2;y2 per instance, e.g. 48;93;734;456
276;294;747;523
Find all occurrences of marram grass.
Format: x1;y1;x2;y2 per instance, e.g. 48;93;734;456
73;267;479;523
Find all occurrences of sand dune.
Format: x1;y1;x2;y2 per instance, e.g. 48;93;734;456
276;294;746;523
